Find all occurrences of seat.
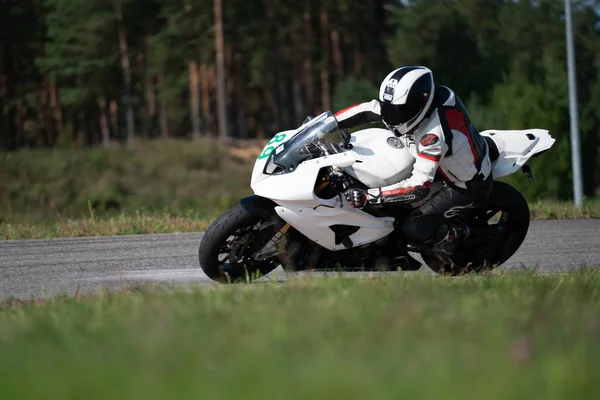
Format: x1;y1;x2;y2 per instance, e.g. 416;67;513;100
484;136;500;162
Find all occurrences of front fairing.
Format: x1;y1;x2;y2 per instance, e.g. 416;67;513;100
250;129;299;188
250;112;340;189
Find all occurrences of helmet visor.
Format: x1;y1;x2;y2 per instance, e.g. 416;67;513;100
380;101;424;127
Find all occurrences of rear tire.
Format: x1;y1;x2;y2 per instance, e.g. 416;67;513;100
198;204;280;283
422;181;530;275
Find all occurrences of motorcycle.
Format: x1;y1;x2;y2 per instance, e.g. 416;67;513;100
198;111;555;282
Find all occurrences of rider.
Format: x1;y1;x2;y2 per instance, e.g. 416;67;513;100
336;66;493;254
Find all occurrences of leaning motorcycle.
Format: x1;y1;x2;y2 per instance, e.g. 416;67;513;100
198;111;555;282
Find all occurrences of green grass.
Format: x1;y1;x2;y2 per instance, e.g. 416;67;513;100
0;208;215;240
529;200;600;220
1;270;600;399
0;138;257;222
1;200;598;240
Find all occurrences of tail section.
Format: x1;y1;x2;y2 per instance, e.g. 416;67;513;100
480;129;555;179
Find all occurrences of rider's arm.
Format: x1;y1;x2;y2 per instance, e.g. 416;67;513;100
334;100;381;130
366;131;448;204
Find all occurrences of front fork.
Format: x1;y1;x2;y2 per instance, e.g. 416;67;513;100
251;222;291;261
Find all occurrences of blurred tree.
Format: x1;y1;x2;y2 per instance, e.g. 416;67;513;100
38;0;118;146
214;0;227;140
1;0;50;149
333;76;378;112
1;0;599;200
387;0;485;99
114;0;136;144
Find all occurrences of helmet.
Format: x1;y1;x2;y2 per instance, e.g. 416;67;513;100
378;66;435;136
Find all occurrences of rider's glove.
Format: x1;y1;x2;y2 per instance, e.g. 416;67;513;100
344;188;383;208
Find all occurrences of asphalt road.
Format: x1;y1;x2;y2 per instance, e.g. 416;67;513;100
1;219;599;299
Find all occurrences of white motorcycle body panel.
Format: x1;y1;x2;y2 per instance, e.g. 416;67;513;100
251;129;299;187
342;128;414;188
252;150;395;251
250;119;554;252
274;203;394;252
480;129;555;178
252;151;358;203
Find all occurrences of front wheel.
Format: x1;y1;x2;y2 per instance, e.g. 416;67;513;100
198;204;281;283
422;181;530;275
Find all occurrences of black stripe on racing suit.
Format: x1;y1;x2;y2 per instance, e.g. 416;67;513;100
334;100;382;130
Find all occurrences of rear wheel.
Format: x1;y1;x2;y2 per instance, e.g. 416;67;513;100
198;204;281;283
422;181;530;275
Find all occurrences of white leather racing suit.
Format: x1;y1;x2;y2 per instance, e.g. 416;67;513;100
335;86;492;204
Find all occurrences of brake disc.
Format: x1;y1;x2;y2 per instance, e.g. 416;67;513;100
229;233;254;264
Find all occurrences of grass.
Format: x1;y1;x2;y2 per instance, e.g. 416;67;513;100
529;200;600;220
1;270;600;399
0;138;258;222
0;208;215;240
1;200;598;240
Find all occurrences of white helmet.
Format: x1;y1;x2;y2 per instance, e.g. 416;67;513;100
378;66;435;136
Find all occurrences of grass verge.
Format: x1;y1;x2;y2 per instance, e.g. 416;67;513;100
0;209;215;240
529;200;600;220
0;138;257;222
1;270;600;399
1;200;598;240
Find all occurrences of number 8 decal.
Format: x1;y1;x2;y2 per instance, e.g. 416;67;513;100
258;133;286;159
269;133;286;144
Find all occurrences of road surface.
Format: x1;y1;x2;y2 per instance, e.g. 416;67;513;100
1;219;599;299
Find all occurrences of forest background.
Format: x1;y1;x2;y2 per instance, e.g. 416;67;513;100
1;0;600;223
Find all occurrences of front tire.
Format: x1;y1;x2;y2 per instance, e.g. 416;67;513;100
198;204;280;283
423;181;530;275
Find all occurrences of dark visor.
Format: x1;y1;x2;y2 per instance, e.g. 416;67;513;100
381;102;423;126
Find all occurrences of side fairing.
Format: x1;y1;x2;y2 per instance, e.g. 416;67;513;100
247;126;413;251
252;151;358;203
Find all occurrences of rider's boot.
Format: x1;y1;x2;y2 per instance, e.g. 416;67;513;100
382;231;422;271
432;220;471;256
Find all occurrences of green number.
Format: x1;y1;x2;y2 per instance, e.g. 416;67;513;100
258;145;275;160
268;133;286;145
258;133;287;160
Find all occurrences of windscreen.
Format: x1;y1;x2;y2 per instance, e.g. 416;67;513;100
264;111;339;174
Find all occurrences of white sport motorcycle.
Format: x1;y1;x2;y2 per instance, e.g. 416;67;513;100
199;111;555;282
